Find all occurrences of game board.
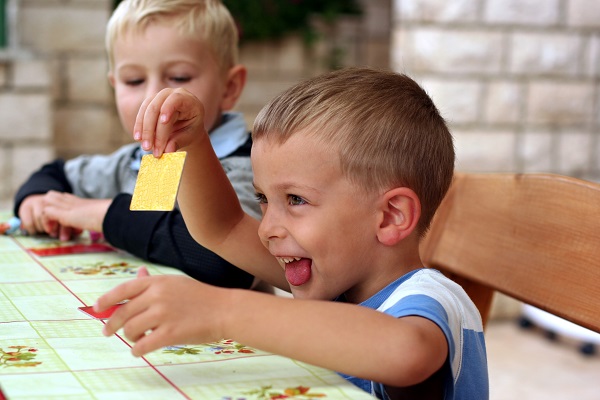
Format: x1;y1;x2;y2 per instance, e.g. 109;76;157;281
0;224;374;399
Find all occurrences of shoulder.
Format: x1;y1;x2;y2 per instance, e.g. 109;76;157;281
379;269;483;330
65;143;140;167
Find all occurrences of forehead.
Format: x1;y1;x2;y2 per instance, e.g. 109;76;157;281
251;133;377;206
251;133;341;186
115;21;207;54
114;21;196;50
252;131;338;162
111;27;218;74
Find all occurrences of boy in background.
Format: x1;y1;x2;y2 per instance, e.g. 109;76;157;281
13;0;260;288
97;68;489;399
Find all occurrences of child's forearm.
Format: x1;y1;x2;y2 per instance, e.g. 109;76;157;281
178;137;287;289
222;288;448;387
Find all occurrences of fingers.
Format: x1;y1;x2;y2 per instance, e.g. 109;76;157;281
94;278;149;329
19;195;46;235
58;225;80;242
103;293;152;339
40;192;107;234
134;88;205;158
137;266;150;278
136;89;173;157
133;95;151;143
41;192;70;239
99;276;174;358
130;326;171;357
139;96;162;154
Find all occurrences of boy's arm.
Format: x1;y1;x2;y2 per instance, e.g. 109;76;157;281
98;278;447;388
103;194;255;288
225;290;448;388
14;159;72;215
137;88;286;289
14;159;74;235
177;138;287;288
17;144;137;238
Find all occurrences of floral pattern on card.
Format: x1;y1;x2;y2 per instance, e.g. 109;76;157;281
223;385;326;399
1;346;41;368
164;339;256;356
60;261;138;276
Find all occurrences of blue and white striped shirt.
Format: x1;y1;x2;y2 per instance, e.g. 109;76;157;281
339;268;489;399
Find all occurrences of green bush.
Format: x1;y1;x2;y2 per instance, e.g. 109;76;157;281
112;0;362;44
222;0;361;43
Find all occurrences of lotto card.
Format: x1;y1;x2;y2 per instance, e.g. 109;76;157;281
78;304;123;320
29;243;115;257
130;152;187;211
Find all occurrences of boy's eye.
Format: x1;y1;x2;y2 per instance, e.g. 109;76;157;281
125;79;144;86
255;192;267;204
288;195;306;206
170;76;191;84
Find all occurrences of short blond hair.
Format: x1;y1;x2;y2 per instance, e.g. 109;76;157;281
253;67;455;235
106;0;239;71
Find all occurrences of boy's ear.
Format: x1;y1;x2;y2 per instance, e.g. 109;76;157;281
376;187;421;246
220;64;247;111
107;71;115;88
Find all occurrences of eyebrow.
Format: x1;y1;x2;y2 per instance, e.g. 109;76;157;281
252;181;321;195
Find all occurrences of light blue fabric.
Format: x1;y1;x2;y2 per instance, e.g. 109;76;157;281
130;112;248;171
209;112;249;159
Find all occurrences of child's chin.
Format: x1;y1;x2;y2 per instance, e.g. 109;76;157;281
289;284;331;301
289;286;311;300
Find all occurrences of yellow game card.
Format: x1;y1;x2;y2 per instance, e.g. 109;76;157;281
130;151;187;211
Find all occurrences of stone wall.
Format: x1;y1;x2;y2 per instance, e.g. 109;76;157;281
2;0;599;204
0;0;390;209
0;0;116;209
392;0;600;180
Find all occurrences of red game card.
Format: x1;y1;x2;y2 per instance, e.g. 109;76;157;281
78;304;123;320
30;243;115;257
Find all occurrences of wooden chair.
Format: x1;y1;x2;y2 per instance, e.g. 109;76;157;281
421;173;600;334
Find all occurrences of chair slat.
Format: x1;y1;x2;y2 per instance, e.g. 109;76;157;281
422;173;600;333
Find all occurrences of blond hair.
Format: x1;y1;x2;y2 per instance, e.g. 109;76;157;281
106;0;239;71
253;67;455;235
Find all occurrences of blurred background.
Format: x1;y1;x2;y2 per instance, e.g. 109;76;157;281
1;0;599;203
0;0;598;398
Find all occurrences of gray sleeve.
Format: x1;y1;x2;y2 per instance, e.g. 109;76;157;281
221;157;261;220
64;143;140;199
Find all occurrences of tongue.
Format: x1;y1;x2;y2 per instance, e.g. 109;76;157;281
285;259;312;286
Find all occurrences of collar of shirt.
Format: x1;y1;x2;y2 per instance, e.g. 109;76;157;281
130;112;249;171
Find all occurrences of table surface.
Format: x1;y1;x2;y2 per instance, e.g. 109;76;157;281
0;220;373;399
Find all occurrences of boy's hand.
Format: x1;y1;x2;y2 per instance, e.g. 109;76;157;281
134;88;207;158
95;273;227;357
40;191;110;240
18;194;47;235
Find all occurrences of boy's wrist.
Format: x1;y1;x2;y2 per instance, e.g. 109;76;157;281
180;129;211;154
217;287;241;340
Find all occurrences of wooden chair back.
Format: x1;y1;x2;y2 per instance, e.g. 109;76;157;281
421;173;600;333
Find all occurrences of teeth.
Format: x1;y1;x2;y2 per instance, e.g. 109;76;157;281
278;257;301;264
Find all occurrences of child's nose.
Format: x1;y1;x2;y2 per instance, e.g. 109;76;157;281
257;208;286;242
145;80;165;98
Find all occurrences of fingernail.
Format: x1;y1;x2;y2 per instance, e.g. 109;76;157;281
134;131;141;140
142;140;151;150
160;114;168;123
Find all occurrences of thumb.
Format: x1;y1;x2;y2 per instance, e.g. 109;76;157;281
137;266;150;278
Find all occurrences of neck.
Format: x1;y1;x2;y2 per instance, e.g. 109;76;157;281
344;235;423;304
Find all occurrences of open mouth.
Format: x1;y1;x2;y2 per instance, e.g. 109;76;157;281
278;257;312;286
